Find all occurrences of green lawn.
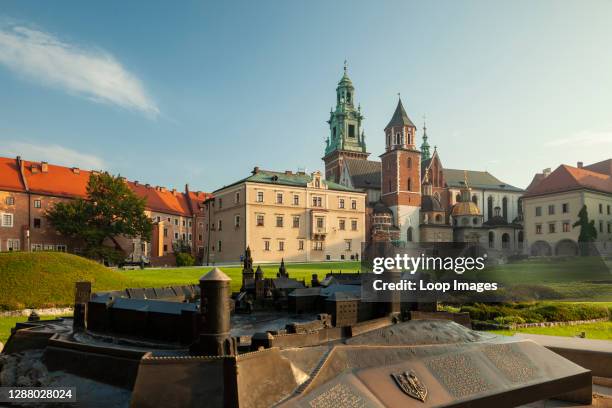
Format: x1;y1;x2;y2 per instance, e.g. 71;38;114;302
490;321;612;340
122;261;360;293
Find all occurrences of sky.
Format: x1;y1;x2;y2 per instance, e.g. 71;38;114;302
0;1;611;193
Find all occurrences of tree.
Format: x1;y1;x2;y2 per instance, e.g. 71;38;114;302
572;205;597;256
46;172;153;264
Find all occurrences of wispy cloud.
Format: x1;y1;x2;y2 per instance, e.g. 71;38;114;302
0;22;159;117
4;141;106;170
546;129;612;147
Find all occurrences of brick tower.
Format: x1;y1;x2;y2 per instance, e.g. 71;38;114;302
380;97;421;243
322;62;369;183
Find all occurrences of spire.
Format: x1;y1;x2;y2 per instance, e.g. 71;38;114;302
420;117;431;160
460;170;471;202
385;97;415;130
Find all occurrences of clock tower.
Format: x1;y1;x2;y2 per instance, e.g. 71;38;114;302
322;63;369;183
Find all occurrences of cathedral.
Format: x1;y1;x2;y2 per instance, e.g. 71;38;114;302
323;65;525;253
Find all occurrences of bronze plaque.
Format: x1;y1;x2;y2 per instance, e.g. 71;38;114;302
425;353;492;398
482;343;539;383
308;383;368;408
75;281;92;304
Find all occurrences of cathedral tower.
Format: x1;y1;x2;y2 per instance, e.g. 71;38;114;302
380;97;421;243
323;62;369;183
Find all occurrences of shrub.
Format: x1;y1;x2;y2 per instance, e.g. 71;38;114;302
494;315;525;325
175;253;195;267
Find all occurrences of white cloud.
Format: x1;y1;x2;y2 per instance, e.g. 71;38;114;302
0;23;159;117
4;141;106;170
546;129;612;147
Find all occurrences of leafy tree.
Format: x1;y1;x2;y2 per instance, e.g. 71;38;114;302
46;172;153;264
572;205;597;256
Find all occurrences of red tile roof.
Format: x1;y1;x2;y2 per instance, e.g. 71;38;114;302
0;157;25;192
524;164;612;197
0;157;210;217
584;159;612;177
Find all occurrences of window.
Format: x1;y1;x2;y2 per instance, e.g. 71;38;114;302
278;241;285;251
257;191;264;202
34;199;41;208
316;217;324;228
562;203;569;213
235;192;240;203
188;233;192;241
56;244;67;252
182;233;186;240
472;195;478;205
182;220;186;227
217;241;222;252
163;228;168;237
502;197;508;221
348;124;355;138
293;195;299;205
535;207;542;216
293;216;300;228
5;196;14;205
487;196;494;220
345;240;352;251
264;240;270;251
407;157;412;168
2;214;13;227
167;217;171;222
599;203;603;214
7;239;19;251
548;223;556;234
174;232;179;239
276;216;283;227
548;204;555;215
313;241;323;251
407;178;412;191
33;218;41;228
562;222;570;232
218;198;223;208
339;198;345;209
599;220;604;233
234;215;240;228
351;200;357;210
276;193;283;204
298;240;304;250
608;205;611;215
163;244;168;252
608;223;611;234
312;196;322;207
174;219;179;226
188;221;192;227
488;231;495;248
256;214;264;226
339;219;346;230
407;227;413;242
535;224;542;234
351;220;357;231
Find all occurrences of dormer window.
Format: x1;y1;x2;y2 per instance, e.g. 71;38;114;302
346;91;351;103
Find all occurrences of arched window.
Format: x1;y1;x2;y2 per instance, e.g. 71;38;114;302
407;227;413;242
435;214;442;223
438;170;443;187
395;133;401;145
502;233;510;249
455;194;461;203
407;157;412;168
518;231;524;248
472;195;478;205
487;196;493;220
387;133;391;146
388;180;392;193
347;92;351;103
473;217;479;225
502;197;508;221
488;231;495;248
407;177;412;191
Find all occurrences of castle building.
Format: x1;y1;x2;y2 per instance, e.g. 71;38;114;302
0;156;210;265
523;159;612;256
324;66;525;251
205;168;366;263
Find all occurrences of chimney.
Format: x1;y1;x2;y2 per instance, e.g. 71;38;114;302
31;164;40;174
577;161;583;168
185;183;190;193
72;167;80;174
134;180;139;186
145;183;151;188
543;168;551;177
285;170;292;175
252;166;260;174
41;162;48;173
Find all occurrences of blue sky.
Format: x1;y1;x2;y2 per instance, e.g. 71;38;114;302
1;1;611;192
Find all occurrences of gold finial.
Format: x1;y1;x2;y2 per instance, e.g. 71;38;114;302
424;168;430;183
463;170;469;188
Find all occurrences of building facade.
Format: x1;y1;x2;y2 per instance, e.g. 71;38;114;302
523;160;612;256
206;168;366;263
0;156;210;265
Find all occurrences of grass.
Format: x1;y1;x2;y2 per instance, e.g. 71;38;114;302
121;261;361;293
490;321;612;340
0;252;134;310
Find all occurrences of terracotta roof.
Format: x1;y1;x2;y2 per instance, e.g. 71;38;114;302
0;157;25;192
524;164;612;197
584;159;612;176
0;156;208;217
526;172;547;193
